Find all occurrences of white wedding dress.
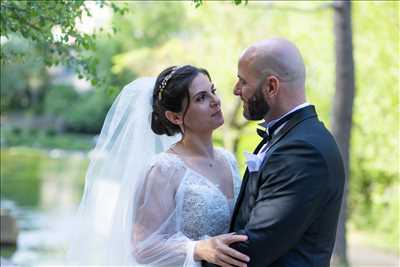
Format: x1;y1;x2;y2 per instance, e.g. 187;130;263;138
132;149;241;266
66;77;241;266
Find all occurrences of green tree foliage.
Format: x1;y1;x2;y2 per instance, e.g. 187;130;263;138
193;0;247;8
0;36;49;113
43;84;112;134
0;0;127;84
348;1;399;250
63;89;112;134
110;2;187;76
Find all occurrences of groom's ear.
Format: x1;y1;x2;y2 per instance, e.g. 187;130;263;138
264;75;280;98
165;111;183;126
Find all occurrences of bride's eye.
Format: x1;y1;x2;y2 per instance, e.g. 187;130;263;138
196;94;206;102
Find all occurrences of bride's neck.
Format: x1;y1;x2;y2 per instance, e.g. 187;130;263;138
178;132;214;158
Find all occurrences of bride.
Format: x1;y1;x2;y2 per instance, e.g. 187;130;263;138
66;65;250;267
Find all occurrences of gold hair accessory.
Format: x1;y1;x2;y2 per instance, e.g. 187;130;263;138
158;66;182;101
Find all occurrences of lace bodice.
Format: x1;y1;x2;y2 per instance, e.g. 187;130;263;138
132;147;241;266
150;148;241;240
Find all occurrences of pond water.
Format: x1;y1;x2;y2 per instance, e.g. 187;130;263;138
1;147;88;266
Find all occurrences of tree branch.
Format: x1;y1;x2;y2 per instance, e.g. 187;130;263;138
5;6;43;34
228;98;251;130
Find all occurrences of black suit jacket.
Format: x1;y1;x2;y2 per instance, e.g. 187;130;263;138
203;106;345;267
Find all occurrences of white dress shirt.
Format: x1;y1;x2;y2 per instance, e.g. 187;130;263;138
244;103;310;172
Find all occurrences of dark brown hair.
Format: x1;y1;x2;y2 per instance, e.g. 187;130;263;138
151;65;211;136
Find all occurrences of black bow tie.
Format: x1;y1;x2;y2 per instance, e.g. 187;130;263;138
256;107;305;140
256;128;271;140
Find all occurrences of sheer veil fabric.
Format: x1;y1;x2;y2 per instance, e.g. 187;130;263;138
66;77;191;265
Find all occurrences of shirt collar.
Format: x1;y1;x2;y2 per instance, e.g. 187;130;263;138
259;102;310;131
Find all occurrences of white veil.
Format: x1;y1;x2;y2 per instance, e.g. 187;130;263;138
66;77;181;265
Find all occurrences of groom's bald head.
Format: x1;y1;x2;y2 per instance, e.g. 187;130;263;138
235;38;307;121
241;38;306;90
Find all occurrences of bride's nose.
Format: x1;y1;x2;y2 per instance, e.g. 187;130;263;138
210;94;221;107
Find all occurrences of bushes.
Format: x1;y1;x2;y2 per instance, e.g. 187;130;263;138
1;84;113;149
1;127;94;151
43;85;79;118
43;85;113;134
349;157;399;252
63;89;112;134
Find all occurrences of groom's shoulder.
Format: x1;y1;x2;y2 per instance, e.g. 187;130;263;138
285;117;336;146
277;121;342;169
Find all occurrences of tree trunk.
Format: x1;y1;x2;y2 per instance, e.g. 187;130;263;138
226;98;250;154
331;1;355;266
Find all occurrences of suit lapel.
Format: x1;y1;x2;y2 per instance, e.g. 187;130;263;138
230;137;268;230
267;106;317;152
258;106;317;170
230;106;318;231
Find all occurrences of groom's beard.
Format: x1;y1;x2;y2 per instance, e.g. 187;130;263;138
244;84;270;120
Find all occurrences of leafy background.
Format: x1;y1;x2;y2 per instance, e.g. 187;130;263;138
0;0;398;264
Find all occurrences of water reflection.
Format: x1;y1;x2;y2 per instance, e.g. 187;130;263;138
0;147;88;265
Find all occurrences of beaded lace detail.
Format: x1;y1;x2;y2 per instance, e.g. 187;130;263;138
152;148;241;240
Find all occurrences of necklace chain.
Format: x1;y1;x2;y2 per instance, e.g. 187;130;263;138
170;145;215;168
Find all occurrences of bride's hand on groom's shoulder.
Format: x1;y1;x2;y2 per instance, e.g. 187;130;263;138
194;233;250;267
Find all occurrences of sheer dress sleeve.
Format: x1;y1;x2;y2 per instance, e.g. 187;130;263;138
131;154;199;266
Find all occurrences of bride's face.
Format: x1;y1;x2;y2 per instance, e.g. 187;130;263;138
182;73;224;133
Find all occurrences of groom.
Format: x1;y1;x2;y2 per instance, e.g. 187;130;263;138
206;38;345;267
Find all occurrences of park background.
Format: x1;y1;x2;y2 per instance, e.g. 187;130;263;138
0;1;398;266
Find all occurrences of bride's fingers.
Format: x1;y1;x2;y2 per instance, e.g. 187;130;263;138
218;253;247;267
220;245;250;263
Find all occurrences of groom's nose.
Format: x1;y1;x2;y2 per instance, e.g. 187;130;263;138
233;81;242;96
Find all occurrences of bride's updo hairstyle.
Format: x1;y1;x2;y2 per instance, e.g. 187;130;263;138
151;65;210;136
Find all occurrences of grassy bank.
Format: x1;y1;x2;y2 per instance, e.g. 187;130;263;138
1;128;94;151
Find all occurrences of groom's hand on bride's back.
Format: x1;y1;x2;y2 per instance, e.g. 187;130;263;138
194;233;250;267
